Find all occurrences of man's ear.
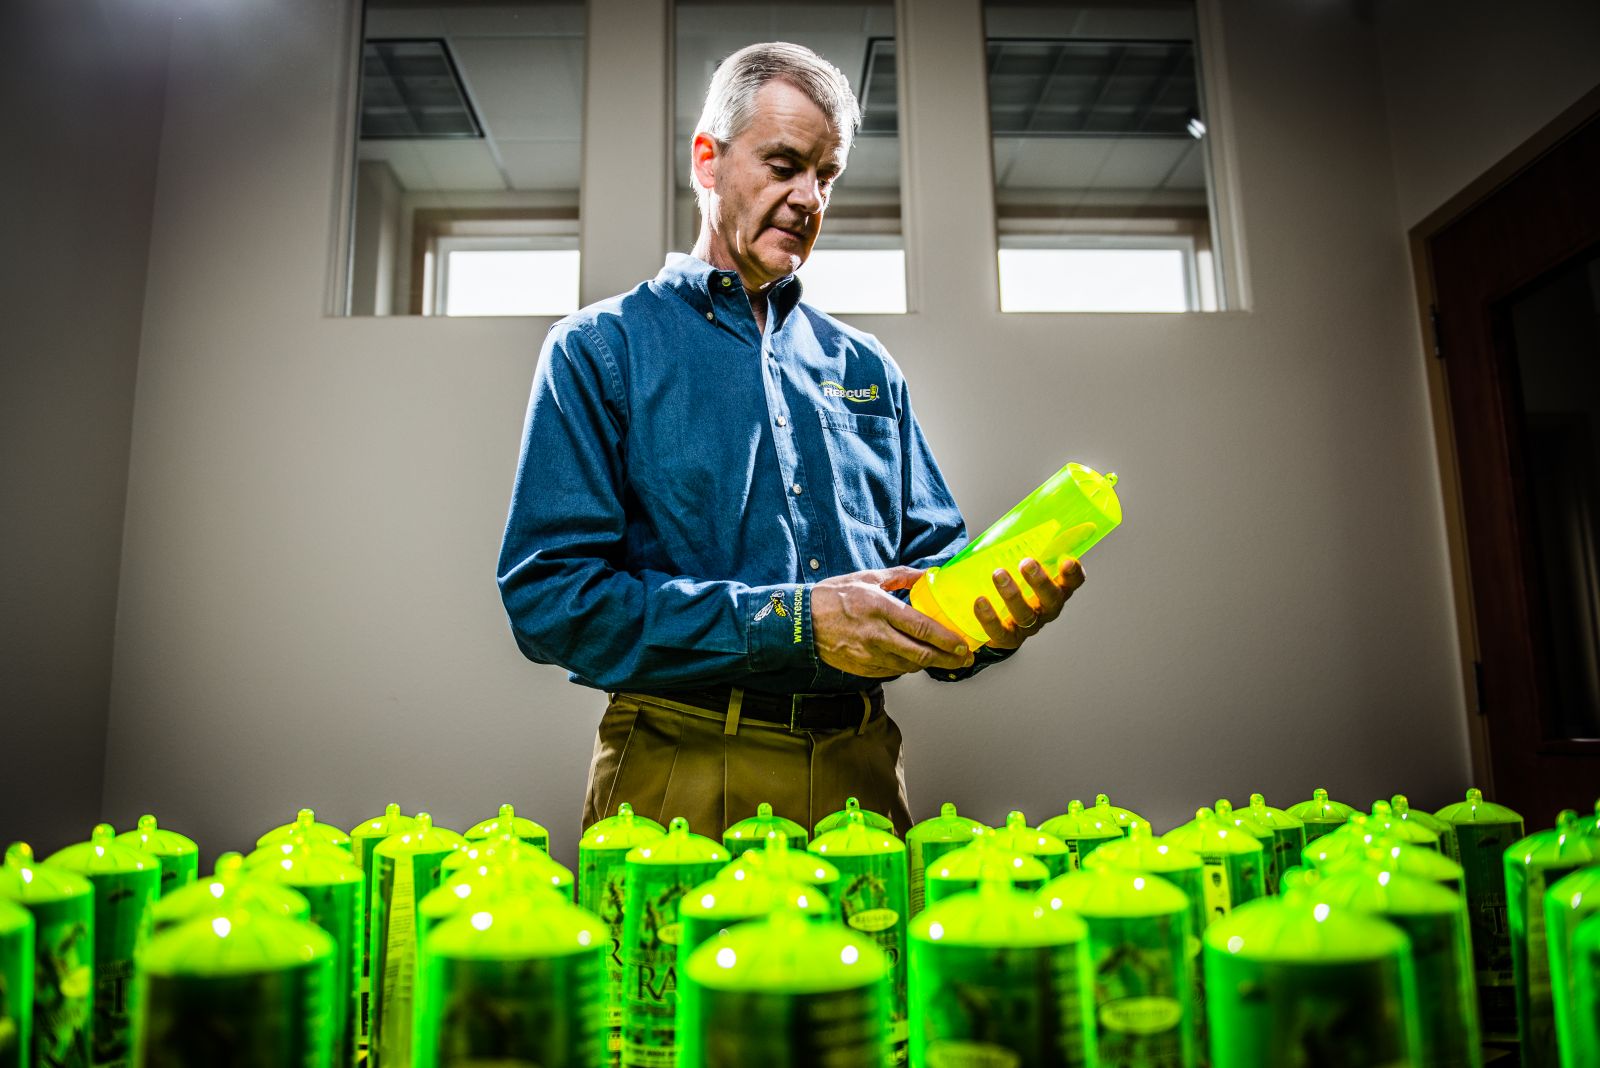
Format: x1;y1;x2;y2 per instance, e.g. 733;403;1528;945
691;132;719;194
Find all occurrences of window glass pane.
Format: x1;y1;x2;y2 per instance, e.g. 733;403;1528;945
346;1;584;316
983;1;1223;312
797;249;908;314
998;247;1187;312
674;0;906;315
442;249;580;317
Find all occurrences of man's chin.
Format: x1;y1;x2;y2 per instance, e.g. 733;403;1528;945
758;232;810;268
748;251;804;287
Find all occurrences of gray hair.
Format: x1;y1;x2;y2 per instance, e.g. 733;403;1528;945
692;42;861;203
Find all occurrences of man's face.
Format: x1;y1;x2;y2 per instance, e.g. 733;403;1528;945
694;79;847;290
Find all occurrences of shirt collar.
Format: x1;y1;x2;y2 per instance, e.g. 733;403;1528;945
656;252;804;329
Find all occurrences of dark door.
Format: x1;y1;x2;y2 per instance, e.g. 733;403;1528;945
1429;111;1600;829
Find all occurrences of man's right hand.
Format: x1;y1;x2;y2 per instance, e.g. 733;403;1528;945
811;566;975;678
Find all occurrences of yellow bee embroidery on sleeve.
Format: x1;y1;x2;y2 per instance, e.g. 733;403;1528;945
752;591;789;623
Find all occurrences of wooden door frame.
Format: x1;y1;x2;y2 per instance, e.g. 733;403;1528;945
1408;82;1600;796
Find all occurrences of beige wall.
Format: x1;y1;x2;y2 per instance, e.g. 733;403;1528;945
1377;0;1600;229
0;1;170;853
83;0;1596;867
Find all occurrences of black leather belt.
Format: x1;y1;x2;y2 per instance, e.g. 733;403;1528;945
637;685;881;732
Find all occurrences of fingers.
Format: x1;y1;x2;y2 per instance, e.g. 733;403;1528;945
1011;557;1087;618
865;594;973;671
1056;556;1086;593
886;598;969;657
812;571;973;677
1020;558;1066;621
973;557;1087;650
816;556;1083;675
883;641;968;674
973;596;1021;650
991;566;1043;629
868;565;926;592
831;625;972;677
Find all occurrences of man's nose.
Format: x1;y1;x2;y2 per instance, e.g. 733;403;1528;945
789;172;824;214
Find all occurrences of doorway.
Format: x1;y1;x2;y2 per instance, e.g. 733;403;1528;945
1424;98;1600;828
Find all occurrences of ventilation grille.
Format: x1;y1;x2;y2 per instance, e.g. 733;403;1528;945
860;37;1198;138
361;39;483;140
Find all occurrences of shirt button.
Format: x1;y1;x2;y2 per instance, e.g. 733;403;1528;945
809;559;821;571
705;311;714;321
720;277;732;287
792;483;803;495
776;416;787;427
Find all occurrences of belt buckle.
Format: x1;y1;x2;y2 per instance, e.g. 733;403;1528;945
789;693;804;732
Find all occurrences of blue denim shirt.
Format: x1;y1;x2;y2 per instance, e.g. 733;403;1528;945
498;253;1012;693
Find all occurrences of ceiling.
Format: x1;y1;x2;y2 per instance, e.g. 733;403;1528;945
359;3;585;194
357;0;1208;210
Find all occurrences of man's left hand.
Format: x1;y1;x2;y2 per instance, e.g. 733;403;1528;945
973;557;1085;651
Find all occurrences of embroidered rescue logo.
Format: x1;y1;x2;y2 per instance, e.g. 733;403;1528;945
752;592;789;623
820;380;879;403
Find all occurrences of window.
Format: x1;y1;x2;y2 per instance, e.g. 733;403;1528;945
435;241;580;317
344;1;585;316
983;1;1227;312
674;0;907;316
998;240;1193;313
796;247;908;314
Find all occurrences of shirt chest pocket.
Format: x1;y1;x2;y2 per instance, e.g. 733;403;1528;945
816;409;901;530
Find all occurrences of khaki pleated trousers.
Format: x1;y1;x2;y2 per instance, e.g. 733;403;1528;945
580;689;914;841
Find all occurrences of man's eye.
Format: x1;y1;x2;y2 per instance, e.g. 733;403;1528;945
770;165;796;179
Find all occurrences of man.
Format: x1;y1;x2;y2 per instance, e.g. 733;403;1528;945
497;42;1082;839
